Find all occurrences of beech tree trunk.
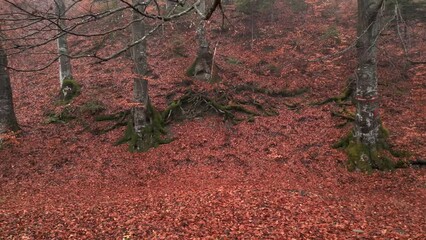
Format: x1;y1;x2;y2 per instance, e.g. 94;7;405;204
355;0;383;145
0;41;19;133
350;0;386;170
189;0;213;80
196;0;209;59
55;0;72;86
131;0;150;150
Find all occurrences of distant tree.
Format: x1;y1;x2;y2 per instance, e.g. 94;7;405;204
187;0;214;80
0;33;19;134
55;0;72;85
235;0;276;48
54;0;77;101
130;0;153;151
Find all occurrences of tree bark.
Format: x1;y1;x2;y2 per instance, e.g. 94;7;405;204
189;0;214;80
0;41;19;133
131;0;150;150
355;0;383;145
350;0;387;171
196;0;209;58
55;0;72;87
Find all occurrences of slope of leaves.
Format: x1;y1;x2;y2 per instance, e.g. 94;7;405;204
1;0;425;238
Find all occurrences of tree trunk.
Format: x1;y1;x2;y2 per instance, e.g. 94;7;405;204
187;0;214;80
0;41;19;133
196;0;209;59
131;0;150;151
55;0;72;86
349;0;390;171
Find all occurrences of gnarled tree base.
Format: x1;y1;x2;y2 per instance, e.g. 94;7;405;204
334;125;408;172
186;52;220;82
115;103;171;152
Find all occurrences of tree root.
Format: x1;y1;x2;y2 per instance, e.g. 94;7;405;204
312;87;353;106
90;110;130;135
163;89;273;124
331;108;355;121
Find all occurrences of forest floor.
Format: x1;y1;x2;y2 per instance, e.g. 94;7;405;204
1;0;426;239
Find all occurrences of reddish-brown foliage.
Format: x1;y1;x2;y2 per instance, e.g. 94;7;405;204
1;0;425;239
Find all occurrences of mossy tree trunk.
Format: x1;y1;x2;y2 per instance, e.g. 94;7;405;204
188;0;214;80
0;39;19;133
349;0;388;171
55;0;76;100
131;0;151;151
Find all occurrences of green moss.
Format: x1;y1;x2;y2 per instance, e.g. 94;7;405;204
379;124;390;139
186;60;197;77
338;124;409;172
389;149;411;158
115;102;171;152
60;78;80;103
347;141;373;172
44;107;76;124
333;132;353;149
80;101;106;115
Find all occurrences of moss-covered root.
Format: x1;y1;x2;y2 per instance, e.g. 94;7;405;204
312;76;355;105
60;77;80;102
115;104;171;152
313;82;354;106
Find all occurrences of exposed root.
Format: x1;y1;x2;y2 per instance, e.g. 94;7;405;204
331;108;355;122
91;110;130;135
312;75;355;106
313;86;353;106
44;106;76;124
163;89;273;124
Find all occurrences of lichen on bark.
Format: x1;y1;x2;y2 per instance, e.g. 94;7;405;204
59;77;80;102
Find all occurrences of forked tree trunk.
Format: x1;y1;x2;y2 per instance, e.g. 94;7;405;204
55;0;72;86
131;0;150;150
349;0;388;171
0;41;19;133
